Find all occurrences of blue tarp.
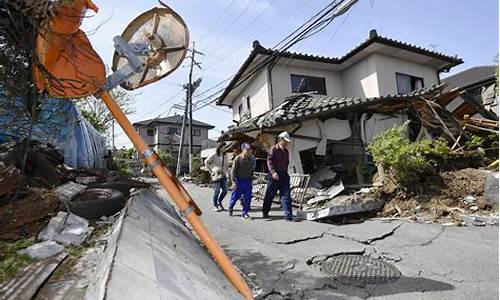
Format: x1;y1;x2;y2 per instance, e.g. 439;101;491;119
0;89;106;169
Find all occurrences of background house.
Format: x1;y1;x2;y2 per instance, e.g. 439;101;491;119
133;115;214;171
217;30;463;181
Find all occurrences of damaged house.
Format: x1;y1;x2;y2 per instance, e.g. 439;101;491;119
216;30;465;211
440;65;499;120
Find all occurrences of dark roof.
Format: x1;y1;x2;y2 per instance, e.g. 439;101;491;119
227;84;445;134
442;65;497;91
133;115;215;129
217;30;463;105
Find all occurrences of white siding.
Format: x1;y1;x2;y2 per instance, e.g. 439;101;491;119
231;69;270;122
341;54;379;98
372;53;439;96
271;63;344;107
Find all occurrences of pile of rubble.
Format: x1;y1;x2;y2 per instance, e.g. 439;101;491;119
293;163;499;225
0;141;148;240
298;166;384;221
379;168;499;225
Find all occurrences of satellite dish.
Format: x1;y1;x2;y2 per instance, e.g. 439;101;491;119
111;5;189;90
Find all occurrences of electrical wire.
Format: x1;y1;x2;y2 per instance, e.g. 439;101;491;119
193;0;347;112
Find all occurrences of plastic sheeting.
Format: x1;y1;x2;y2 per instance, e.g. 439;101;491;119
0;89;106;169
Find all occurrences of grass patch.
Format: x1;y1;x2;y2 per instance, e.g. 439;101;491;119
50;245;84;281
0;238;36;284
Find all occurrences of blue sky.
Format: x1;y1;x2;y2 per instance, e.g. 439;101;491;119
82;0;499;148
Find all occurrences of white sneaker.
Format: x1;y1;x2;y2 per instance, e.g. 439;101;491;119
212;206;221;212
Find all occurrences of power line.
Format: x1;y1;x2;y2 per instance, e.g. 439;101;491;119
193;0;352;112
197;0;238;43
200;0;259;52
202;0;311;70
134;89;184;120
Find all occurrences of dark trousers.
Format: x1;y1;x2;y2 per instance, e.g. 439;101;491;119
262;171;292;218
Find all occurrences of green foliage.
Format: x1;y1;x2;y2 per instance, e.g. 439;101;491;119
81;109;107;133
125;148;135;159
0;238;35;284
157;149;175;167
464;133;499;150
368;122;454;188
190;154;203;177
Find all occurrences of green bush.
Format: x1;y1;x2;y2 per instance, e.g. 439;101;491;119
368;122;454;188
464;133;499;150
156;149;175;167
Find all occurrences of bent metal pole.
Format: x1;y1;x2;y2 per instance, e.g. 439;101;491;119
99;90;253;300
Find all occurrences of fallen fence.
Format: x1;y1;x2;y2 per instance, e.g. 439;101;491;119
252;172;310;209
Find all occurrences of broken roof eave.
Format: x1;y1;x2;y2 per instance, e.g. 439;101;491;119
224;85;446;135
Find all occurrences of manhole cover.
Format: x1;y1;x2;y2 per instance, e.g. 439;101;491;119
321;255;401;284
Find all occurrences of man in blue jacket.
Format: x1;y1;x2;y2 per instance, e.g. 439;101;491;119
262;131;293;221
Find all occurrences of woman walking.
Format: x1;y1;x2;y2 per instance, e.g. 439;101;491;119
228;143;254;219
204;143;230;211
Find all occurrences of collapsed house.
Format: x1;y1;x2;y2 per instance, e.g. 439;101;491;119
215;30;469;218
440;65;499;121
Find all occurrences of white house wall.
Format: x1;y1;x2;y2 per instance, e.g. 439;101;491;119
271;63;344;107
373;53;439;96
232;69;270;122
341;54;379;98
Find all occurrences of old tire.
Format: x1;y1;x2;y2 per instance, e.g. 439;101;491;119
87;182;132;198
68;188;126;219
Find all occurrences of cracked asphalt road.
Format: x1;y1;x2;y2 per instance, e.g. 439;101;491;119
156;182;499;300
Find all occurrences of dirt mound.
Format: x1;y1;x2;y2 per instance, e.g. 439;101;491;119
0;189;59;240
380;168;495;222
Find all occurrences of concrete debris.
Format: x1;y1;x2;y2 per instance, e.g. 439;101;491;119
470;206;479;212
308;166;337;189
461;215;499;226
38;211;68;241
38;211;92;246
76;176;100;185
18;240;65;260
54;181;87;202
484;171;499;204
307;180;345;205
299;194;384;221
463;195;476;204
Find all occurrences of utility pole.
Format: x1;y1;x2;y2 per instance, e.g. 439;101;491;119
185;41;203;173
176;104;187;176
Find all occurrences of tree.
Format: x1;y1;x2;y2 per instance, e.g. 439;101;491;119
76;87;137;133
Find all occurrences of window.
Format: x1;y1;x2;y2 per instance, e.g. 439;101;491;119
168;127;180;135
290;74;326;95
396;73;424;94
147;128;155;136
246;96;251;110
193;129;201;136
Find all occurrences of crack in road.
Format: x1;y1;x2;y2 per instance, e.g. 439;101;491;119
420;226;446;246
274;232;327;245
327;223;402;245
306;249;366;265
